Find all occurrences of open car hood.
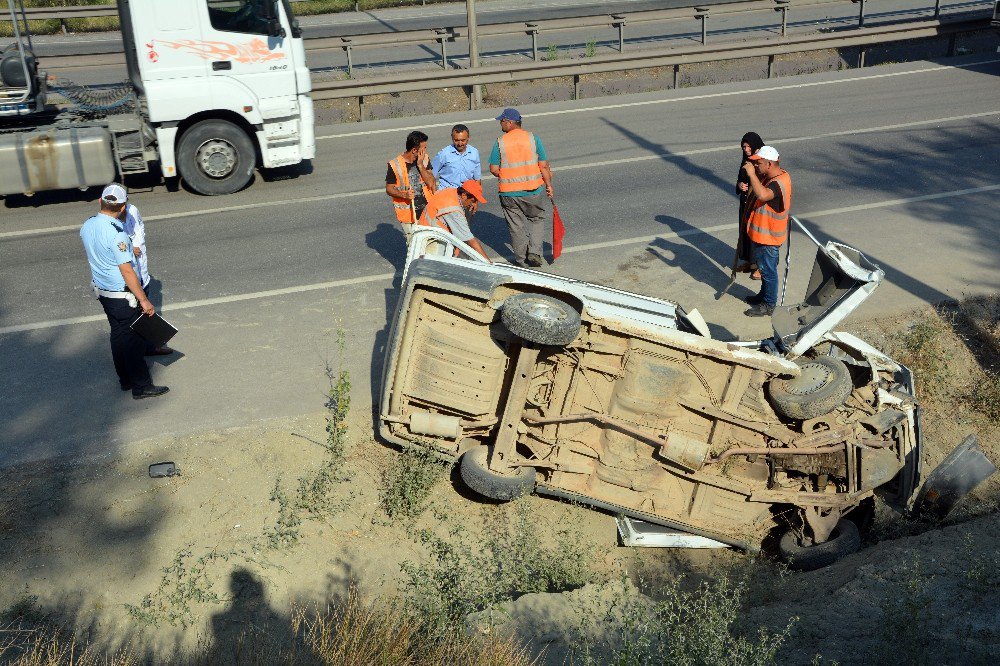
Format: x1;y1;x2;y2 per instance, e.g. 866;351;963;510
772;218;884;358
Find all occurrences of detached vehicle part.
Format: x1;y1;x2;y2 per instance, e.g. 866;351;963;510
378;225;962;569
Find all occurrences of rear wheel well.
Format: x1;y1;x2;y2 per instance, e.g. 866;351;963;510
176;111;259;160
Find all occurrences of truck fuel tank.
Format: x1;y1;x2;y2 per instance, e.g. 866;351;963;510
0;126;116;196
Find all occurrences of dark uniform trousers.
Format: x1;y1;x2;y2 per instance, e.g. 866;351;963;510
99;295;152;390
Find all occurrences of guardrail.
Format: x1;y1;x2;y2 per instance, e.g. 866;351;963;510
309;15;991;119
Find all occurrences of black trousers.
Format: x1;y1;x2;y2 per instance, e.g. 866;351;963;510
99;296;152;391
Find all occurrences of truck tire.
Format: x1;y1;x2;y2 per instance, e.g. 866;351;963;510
779;519;861;571
767;355;853;420
177;120;256;196
501;293;581;347
459;446;535;502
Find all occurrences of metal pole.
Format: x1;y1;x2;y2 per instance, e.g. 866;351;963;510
573;74;580;100
343;41;354;78
436;30;449;69
529;26;539;61
768;54;775;78
934;0;941;18
613;15;626;53
358;95;366;122
673;64;679;88
695;9;710;45
775;0;790;37
858;0;866;27
467;0;481;108
858;47;866;68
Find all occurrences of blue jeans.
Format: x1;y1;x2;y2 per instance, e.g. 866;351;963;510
752;242;780;306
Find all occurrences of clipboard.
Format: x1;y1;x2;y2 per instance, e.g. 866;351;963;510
130;313;178;348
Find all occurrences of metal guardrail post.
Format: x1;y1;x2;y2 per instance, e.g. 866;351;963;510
934;0;942;18
858;47;866;67
696;7;710;45
673;64;680;88
768;54;775;77
573;74;581;99
775;0;790;37
436;29;449;69
527;24;539;61
358;95;366;122
612;15;626;52
853;0;866;27
342;39;354;78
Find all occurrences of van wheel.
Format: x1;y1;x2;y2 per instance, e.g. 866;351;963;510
177;120;256;196
767;355;853;420
459;447;535;502
501;293;581;346
779;519;860;571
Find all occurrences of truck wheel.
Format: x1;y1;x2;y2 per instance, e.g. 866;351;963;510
779;519;860;571
767;355;853;420
177;120;255;196
501;293;581;347
459;446;535;502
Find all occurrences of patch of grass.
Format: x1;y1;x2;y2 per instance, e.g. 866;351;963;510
0;630;138;666
126;546;231;628
570;573;795;666
884;310;954;401
400;501;595;636
874;555;933;666
544;44;559;61
378;446;448;522
585;40;597;58
966;370;1000;424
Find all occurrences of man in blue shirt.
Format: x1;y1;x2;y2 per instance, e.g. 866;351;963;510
431;124;481;210
80;184;169;400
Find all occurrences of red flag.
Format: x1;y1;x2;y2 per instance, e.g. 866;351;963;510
552;204;565;261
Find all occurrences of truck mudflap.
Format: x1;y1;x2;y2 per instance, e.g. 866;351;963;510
911;434;997;521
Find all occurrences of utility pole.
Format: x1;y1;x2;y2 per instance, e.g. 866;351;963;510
467;0;482;108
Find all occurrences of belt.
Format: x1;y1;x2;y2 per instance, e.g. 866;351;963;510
96;288;131;299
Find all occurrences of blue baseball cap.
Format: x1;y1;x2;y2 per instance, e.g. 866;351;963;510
495;108;522;122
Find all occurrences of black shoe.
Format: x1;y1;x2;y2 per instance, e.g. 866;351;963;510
133;385;170;400
744;303;775;317
120;383;133;392
526;253;543;268
745;293;764;306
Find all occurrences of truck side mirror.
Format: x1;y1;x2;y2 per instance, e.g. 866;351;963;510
267;19;286;38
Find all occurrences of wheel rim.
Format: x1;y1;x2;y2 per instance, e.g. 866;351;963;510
196;138;238;179
524;300;566;323
786;363;834;395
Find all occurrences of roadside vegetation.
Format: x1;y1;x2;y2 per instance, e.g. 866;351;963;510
1;0;452;37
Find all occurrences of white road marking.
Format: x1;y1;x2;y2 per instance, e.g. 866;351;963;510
3;182;997;336
315;58;1000;139
2;109;995;241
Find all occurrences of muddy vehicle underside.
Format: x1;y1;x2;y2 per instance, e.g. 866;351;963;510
379;228;923;565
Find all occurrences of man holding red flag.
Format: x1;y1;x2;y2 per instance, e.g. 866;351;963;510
488;108;554;268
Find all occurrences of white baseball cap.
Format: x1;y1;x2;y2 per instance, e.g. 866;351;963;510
748;146;779;162
101;183;127;204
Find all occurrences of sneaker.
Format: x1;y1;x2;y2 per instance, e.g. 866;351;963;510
526;253;543;268
744;303;775;317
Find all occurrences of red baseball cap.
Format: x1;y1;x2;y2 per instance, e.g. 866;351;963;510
460;179;487;204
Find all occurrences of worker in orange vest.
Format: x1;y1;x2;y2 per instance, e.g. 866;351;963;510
488;108;553;268
742;145;792;317
385;130;437;240
418;180;491;261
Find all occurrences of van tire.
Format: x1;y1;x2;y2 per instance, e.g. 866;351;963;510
501;293;581;346
459;446;535;502
767;355;853;420
177;120;256;196
779;519;860;571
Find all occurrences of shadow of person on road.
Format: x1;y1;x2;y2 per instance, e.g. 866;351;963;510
210;568;297;662
650;215;758;299
470;209;516;264
365;222;408;271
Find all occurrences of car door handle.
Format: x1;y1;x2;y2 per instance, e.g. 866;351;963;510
212;61;232;71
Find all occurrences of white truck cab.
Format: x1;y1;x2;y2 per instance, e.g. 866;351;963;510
0;0;314;196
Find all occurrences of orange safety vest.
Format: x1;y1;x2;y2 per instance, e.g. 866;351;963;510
388;154;433;224
496;128;544;194
746;170;792;246
418;187;460;230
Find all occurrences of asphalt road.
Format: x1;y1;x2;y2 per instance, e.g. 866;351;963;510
29;0;992;84
1;55;998;468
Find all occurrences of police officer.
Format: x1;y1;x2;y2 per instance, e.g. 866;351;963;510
81;184;169;399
